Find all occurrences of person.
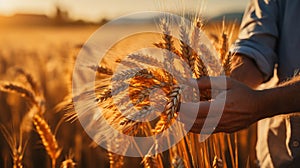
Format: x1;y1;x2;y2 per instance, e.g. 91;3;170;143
181;0;300;167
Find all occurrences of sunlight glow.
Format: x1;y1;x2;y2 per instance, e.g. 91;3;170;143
0;0;248;21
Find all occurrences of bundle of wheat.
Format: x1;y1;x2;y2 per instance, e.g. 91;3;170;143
61;12;240;167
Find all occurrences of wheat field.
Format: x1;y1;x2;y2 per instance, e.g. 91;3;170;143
0;15;257;168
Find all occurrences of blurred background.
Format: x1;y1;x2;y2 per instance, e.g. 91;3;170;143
0;0;255;168
0;0;248;22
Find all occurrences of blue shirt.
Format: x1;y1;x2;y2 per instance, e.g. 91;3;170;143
230;0;300;167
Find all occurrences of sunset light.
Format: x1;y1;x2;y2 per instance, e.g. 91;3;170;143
0;0;248;22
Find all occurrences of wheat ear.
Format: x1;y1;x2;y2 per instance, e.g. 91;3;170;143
0;82;45;114
159;17;177;70
118;59;140;68
154;85;181;133
0;125;24;168
219;31;231;76
33;114;61;168
0;82;36;104
128;53;164;68
87;65;113;75
112;68;154;82
15;68;40;95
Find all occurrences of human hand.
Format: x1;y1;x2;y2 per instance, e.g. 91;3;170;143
180;76;264;133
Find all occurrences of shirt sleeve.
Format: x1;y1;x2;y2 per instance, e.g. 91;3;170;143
230;0;279;82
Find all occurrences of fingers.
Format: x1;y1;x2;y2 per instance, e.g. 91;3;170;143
179;101;224;134
178;102;208;133
178;102;209;119
197;76;232;90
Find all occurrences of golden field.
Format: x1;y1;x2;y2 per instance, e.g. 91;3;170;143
0;18;258;168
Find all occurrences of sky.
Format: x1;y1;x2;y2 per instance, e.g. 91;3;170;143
0;0;249;22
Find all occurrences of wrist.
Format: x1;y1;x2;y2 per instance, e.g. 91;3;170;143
256;88;280;120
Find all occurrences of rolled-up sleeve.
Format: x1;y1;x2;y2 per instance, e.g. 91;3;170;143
230;0;279;81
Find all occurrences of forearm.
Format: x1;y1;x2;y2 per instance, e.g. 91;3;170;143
230;54;264;89
259;75;300;119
